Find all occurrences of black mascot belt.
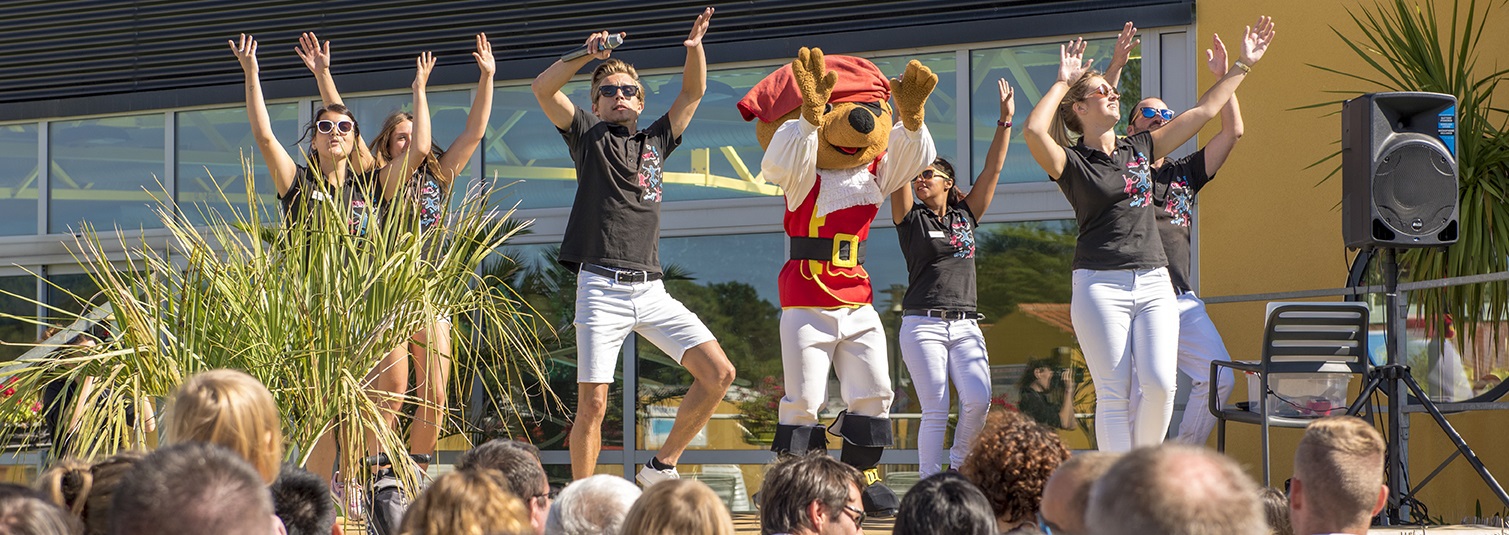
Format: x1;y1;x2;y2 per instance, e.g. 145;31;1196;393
789;235;866;268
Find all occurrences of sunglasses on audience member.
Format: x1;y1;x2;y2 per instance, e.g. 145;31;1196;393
598;84;641;99
1140;107;1175;121
1037;511;1060;534
316;119;355;135
914;168;951;182
842;504;866;526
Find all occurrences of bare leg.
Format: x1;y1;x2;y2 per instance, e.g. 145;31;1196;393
408;320;452;470
570;382;610;480
654;340;735;464
365;343;410;457
306;429;339;482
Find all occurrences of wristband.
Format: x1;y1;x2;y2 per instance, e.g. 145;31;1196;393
997;119;1013;128
1232;60;1252;74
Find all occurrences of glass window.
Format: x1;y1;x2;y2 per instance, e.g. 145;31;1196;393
970;37;1139;184
335;90;476;206
0;124;38;236
869;52;959;168
0;275;36;361
49;114;166;233
176;104;298;226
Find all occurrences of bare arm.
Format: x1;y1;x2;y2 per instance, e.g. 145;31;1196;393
1200;35;1244;175
1102;22;1138;90
532;32;619;130
379;52;434;200
889;181;913;225
1149;17;1273;160
1024;39;1088;180
297;32;374;170
436;33;496;184
1059;369;1077;430
964;79;1015;220
230;34;297;196
668;7;713;137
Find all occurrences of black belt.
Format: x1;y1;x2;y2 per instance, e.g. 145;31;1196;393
580;264;663;284
904;309;984;321
789;235;866;267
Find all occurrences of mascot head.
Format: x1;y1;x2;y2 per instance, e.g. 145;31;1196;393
738;52;894;170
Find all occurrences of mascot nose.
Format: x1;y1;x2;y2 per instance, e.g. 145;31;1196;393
847;107;875;134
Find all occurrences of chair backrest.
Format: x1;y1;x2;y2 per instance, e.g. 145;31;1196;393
1262;302;1371;375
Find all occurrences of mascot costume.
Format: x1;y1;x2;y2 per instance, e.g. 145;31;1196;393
738;48;936;515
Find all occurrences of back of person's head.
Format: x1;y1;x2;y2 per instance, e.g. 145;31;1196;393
1040;451;1122;535
399;469;530;535
759;453;864;535
1260;487;1293;535
545;475;640;535
36;451;144;535
1086;445;1264;535
959;410;1071;525
892;472;996;535
0;482;82;535
620;479;733;535
109;442;273;535
271;466;335;535
1290;416;1386;535
166;369;283;484
456;439;548;498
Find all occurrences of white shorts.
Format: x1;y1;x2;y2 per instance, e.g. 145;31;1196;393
573;269;717;384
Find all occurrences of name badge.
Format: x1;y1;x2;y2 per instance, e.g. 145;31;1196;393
927;230;946;239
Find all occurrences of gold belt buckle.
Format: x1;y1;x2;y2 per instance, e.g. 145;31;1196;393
830;233;860;268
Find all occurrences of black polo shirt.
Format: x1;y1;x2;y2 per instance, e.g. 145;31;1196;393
278;165;381;236
557;107;680;273
896;198;978;311
1152;149;1213;293
1055;131;1167;270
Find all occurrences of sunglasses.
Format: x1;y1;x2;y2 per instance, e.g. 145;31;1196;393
1140;107;1175;121
316;119;355;135
598;84;640;99
842;505;866;526
1037;511;1060;535
1085;84;1119;100
915;169;951;182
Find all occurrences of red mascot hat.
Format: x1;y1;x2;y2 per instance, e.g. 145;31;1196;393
737;55;891;123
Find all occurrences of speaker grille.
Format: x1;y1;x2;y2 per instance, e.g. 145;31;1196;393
1372;136;1456;236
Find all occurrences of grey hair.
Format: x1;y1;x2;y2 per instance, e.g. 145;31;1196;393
544;475;641;535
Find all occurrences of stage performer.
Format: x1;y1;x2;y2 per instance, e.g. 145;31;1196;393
737;48;937;515
887;79;1014;477
1020;17;1273;451
531;7;735;486
297;32;496;468
1121;34;1244;446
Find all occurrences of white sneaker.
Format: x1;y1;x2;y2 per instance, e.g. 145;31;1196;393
636;464;680;487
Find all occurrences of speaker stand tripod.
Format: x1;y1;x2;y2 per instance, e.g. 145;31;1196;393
1345;248;1509;524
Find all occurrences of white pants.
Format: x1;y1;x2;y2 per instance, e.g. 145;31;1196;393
1071;268;1178;451
573;270;716;383
1171;292;1234;444
898;315;991;476
778;306;894;425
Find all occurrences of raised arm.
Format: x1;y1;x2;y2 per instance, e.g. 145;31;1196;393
379;52;434;200
1200;34;1244;175
889;177;913;225
230;34;297;196
532;32;619;130
1023;38;1087;180
964;78;1015;220
1149;16;1273;160
668;7;713;138
295;32;343;106
1103;22;1138;90
436;33;496;184
1059;369;1078;431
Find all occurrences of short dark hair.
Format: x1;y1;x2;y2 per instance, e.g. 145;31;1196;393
456;439;548;498
892;472;996;535
759;454;863;535
0;483;80;535
270;466;335;535
109;442;273;535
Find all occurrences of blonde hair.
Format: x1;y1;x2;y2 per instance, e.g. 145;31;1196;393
399;469;531;535
1292;416;1385;531
35;451;145;535
621;479;735;535
590;59;644;104
166;369;283;485
1048;70;1106;147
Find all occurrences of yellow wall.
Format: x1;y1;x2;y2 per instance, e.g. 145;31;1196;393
1195;1;1509;520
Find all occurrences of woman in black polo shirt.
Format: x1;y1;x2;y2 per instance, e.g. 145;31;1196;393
1020;19;1274;451
889;79;1013;476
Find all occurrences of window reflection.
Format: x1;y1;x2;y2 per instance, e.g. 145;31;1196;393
49;114;166;233
0;275;35;361
0;124;38;236
334;91;474;207
176;105;297;226
869;52;958;167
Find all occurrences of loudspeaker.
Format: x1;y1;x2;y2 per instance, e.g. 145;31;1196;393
1342;92;1459;249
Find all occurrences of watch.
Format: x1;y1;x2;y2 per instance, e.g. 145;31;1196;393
997;119;1013;128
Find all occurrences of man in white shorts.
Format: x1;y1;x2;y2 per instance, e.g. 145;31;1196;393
530;8;735;485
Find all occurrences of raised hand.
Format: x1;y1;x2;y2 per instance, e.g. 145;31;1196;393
295;32;331;74
792;47;837;126
414;51;435;90
892;60;937;132
229;34;259;73
684;6;714;48
1111;22;1139;69
1058;38;1093;83
584;31;623;61
1239;16;1276;66
998;78;1016;120
473;33;495;78
1206;33;1229;76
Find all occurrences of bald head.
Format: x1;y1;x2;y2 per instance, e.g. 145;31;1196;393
1039;452;1121;535
1086;446;1264;535
1290;416;1386;535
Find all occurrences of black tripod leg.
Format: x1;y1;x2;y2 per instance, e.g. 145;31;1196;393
1347;373;1384;416
1399;374;1509;508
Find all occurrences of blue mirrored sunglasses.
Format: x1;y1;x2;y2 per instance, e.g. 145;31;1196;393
1140;107;1174;121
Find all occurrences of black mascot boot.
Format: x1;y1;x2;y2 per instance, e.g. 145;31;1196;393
835;412;899;517
771;423;830;456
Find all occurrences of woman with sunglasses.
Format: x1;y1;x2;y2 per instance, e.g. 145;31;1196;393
887;78;1013;477
1020;17;1274;451
296;32;495;471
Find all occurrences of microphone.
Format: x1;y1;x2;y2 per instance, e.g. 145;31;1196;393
560;34;624;62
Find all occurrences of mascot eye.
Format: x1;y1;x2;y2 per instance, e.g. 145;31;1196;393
857;102;884;116
823;103;834;114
